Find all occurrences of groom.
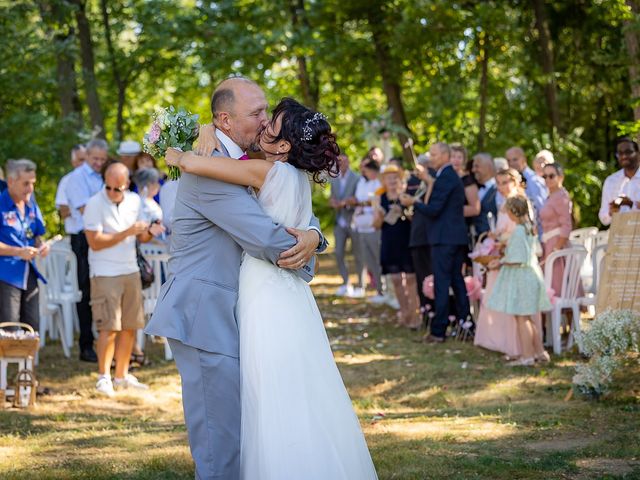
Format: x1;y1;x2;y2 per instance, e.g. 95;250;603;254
145;77;327;479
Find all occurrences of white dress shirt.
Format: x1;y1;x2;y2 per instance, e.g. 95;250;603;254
598;168;640;225
478;177;496;202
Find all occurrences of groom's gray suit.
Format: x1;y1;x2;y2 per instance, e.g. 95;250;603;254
145;141;325;479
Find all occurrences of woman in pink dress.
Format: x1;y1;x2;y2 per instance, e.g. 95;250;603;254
474;168;543;359
539;163;573;295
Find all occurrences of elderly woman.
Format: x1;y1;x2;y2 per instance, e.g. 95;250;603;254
539;163;575;295
373;164;420;328
133;167;163;225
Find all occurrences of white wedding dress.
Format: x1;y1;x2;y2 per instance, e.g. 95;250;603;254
237;161;378;480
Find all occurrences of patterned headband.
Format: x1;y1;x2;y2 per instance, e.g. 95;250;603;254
300;112;327;141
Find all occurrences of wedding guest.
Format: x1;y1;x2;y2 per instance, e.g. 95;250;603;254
329;153;361;297
0;168;7;192
451;143;481;221
117;140;142;172
134;167;163;225
471;152;498;238
475;168;541;358
400;142;470;343
367;146;385;164
506;146;548;233
598;136;640;226
373;164;420;328
534;149;555;177
65;138;108;362
352;158;384;303
494;157;508;171
84;162;164;397
55;144;86;233
407;153;435;321
487;195;551;366
0;159;49;331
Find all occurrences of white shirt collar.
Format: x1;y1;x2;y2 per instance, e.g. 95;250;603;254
480;177;496;189
215;129;245;159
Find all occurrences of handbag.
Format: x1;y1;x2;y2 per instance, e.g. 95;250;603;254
136;243;155;290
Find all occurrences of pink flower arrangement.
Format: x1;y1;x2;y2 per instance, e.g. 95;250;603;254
422;274;483;302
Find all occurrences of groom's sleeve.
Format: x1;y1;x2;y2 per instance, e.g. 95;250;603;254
308;214;328;254
194;175;315;283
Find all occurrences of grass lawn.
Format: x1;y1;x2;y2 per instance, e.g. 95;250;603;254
1;253;639;479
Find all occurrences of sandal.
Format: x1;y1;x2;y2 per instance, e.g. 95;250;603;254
507;357;535;367
130;353;147;368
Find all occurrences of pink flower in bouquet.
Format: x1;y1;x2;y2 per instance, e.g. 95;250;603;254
148;121;161;144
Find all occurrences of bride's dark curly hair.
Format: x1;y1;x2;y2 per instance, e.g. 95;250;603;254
266;97;340;184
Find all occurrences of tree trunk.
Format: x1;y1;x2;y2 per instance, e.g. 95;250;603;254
73;0;105;136
367;10;413;165
531;0;560;135
477;31;489;151
289;0;318;110
100;0;127;141
37;1;82;125
624;0;640;122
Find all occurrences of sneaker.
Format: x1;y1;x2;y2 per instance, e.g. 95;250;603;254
368;294;387;304
536;351;551;363
96;376;115;397
349;287;365;298
335;284;353;297
385;297;400;310
113;374;149;391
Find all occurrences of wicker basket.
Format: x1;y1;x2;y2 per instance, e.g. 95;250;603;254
471;254;501;266
0;322;39;358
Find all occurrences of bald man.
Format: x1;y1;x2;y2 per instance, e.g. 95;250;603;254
84;161;165;397
506;146;548;233
146;77;326;479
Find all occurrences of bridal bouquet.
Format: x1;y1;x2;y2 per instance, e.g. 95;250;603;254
143;106;199;180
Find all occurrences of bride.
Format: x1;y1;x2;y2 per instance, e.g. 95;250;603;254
166;97;378;480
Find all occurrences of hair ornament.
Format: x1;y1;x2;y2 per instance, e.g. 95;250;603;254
301;112;327;141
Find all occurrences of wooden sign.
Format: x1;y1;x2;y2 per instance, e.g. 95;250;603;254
596;211;640;313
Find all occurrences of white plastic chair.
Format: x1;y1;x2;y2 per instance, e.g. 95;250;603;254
592;229;609;250
543;246;588;355
579;244;607;316
37;278;69;358
137;249;173;361
43;247;82;349
569;227;598;289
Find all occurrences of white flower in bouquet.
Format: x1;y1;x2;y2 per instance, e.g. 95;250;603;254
143;106;199;180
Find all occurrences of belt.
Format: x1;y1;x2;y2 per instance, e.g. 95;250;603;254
541;227;562;243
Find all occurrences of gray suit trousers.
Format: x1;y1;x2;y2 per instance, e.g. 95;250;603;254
169;339;241;480
333;223;362;285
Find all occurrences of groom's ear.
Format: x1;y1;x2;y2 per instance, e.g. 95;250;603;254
216;111;232;131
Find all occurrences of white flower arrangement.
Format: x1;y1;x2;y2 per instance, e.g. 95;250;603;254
573;309;640;398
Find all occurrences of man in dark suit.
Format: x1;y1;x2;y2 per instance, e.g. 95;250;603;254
471;152;498;238
329;153;361;296
400;142;470;343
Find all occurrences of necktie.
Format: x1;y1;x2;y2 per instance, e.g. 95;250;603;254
239;154;250;160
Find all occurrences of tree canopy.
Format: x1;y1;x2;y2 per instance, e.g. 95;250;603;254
2;0;639;231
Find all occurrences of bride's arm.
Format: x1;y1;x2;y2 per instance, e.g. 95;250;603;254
166;147;272;189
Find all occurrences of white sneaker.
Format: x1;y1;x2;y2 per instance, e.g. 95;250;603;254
385;297;400;310
368;294;387;304
113;374;149;391
96;376;115;397
349;287;365;298
335;284;353;297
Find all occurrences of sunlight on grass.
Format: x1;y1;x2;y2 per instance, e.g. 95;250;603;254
335;353;400;365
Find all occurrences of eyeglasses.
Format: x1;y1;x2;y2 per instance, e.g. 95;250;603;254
105;185;126;193
541;173;557;180
615;149;636;158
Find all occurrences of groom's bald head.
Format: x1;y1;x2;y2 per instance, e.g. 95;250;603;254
210;77;269;151
210;77;260;118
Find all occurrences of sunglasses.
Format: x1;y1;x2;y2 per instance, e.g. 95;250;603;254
542;174;557;180
105;185;127;193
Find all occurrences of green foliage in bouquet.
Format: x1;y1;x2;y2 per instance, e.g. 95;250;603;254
143;106;199;180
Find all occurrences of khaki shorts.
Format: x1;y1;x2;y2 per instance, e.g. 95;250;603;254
90;272;144;332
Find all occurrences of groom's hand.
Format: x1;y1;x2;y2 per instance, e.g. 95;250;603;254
278;228;320;269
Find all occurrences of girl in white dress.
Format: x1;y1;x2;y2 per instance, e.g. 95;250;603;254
167;98;378;480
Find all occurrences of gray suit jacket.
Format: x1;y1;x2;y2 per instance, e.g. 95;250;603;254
145;156;324;358
329;170;359;227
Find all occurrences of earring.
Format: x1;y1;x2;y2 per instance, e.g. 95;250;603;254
276;150;280;154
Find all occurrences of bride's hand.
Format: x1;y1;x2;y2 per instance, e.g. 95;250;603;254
278;228;319;269
165;148;185;169
194;123;221;156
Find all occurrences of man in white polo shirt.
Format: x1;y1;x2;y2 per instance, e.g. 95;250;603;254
83;161;165;397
